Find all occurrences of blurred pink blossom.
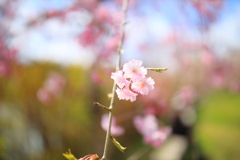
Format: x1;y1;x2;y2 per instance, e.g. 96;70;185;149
0;62;8;76
37;72;66;105
144;99;169;116
101;114;124;136
133;114;171;147
171;85;196;110
100;37;119;59
211;72;225;88
44;72;66;94
229;81;240;93
145;105;158;115
37;89;52;105
179;86;196;106
190;0;223;20
77;4;122;60
91;71;103;85
134;114;158;136
163;32;179;45
105;37;119;52
200;47;216;67
94;5;111;22
144;127;171;147
210;62;229;89
78;25;102;47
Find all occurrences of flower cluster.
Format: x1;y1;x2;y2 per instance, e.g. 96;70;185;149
111;59;155;102
133;114;171;147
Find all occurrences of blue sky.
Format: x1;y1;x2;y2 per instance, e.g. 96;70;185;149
11;0;240;67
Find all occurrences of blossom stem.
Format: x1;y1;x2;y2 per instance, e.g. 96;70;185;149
101;0;129;159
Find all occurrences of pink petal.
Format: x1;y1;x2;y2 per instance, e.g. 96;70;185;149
116;87;137;102
132;77;155;95
111;70;130;89
123;59;147;81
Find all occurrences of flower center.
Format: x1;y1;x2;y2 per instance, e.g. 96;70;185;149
140;82;146;88
132;68;137;73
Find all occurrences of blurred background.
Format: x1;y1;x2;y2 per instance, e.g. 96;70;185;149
0;0;240;160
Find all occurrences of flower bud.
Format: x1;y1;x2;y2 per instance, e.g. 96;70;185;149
79;154;99;160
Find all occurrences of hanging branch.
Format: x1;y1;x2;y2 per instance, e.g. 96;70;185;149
101;0;130;159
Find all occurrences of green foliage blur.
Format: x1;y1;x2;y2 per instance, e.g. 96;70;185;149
0;61;148;160
0;62;107;160
194;91;240;160
1;61;240;160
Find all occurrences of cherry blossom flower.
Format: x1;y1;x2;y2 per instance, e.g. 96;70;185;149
116;86;137;102
122;59;147;81
131;77;155;95
101;114;124;136
111;59;155;102
111;70;130;89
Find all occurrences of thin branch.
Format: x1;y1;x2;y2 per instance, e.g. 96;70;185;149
94;102;111;111
101;0;129;159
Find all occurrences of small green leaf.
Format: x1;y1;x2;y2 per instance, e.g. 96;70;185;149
63;149;77;160
110;136;127;153
147;68;168;73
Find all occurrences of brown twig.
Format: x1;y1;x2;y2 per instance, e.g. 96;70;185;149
94;102;111;111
